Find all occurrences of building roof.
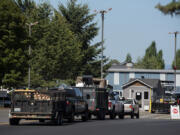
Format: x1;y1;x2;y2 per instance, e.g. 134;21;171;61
122;78;160;89
108;66;180;74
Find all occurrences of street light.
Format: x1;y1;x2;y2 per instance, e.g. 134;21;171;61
94;8;112;79
26;22;38;89
169;31;179;91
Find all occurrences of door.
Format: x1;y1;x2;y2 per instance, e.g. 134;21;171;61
136;92;142;108
74;88;85;113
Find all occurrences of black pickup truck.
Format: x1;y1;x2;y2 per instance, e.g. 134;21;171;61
9;87;88;125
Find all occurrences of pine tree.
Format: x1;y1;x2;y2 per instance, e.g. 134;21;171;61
31;11;82;87
172;49;180;69
0;0;28;88
59;0;102;77
156;0;180;16
135;41;164;69
125;53;132;63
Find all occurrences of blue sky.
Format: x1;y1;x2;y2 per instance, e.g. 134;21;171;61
37;0;180;68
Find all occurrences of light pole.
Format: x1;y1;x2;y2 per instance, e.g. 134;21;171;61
95;8;112;79
169;31;179;92
26;22;38;89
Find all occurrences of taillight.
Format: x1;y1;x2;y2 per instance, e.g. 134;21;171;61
129;105;133;109
66;100;70;105
108;101;112;108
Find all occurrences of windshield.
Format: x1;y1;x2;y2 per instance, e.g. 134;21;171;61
124;99;133;104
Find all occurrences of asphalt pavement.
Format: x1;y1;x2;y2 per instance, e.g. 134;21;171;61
0;108;179;135
0;118;180;135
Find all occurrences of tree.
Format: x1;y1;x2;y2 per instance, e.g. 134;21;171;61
0;0;28;88
135;41;165;69
59;0;102;77
156;0;180;16
172;49;180;69
125;53;132;63
31;11;82;87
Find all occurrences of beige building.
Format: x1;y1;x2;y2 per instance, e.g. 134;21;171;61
122;79;163;111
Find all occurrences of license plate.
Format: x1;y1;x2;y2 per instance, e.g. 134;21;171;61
14;108;21;112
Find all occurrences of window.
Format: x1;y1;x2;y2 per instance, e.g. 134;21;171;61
114;73;119;85
136;92;142;100
74;88;82;97
144;92;149;99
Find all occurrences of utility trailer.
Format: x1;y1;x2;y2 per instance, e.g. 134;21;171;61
151;96;176;113
75;76;109;120
9;89;66;125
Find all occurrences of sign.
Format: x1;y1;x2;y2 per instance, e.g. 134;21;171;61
171;105;180;119
160;98;164;103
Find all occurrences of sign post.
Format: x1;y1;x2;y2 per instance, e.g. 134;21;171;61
171;105;180;119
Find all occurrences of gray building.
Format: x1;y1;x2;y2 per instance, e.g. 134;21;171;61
122;78;163;111
105;63;180;97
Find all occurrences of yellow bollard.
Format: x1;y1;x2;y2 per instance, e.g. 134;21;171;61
149;88;152;113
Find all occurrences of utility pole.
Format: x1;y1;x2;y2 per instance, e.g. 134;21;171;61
26;22;38;89
95;8;112;79
169;31;179;92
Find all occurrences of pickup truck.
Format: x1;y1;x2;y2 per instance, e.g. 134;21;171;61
123;98;139;119
9;87;88;125
108;92;124;119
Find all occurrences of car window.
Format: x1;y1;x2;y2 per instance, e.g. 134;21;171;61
65;89;75;97
134;100;138;104
77;88;82;97
109;93;115;100
74;88;82;97
124;99;133;104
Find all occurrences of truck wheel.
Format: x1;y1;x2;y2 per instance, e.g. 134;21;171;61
68;111;74;123
98;110;105;120
131;112;134;119
39;119;45;123
88;114;92;120
57;113;63;125
110;107;116;119
9;118;20;125
110;113;115;119
136;112;139;119
119;113;124;119
82;110;89;122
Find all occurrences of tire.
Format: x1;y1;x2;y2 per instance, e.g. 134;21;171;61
88;114;92;120
110;107;116;119
68;110;74;123
98;110;105;120
110;113;116;119
82;109;89;122
39;119;45;123
56;112;63;125
119;113;124;119
136;112;139;119
131;112;134;119
9;118;20;125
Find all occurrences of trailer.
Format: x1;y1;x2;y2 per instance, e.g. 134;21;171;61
9;89;66;125
151;96;176;113
75;76;109;120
